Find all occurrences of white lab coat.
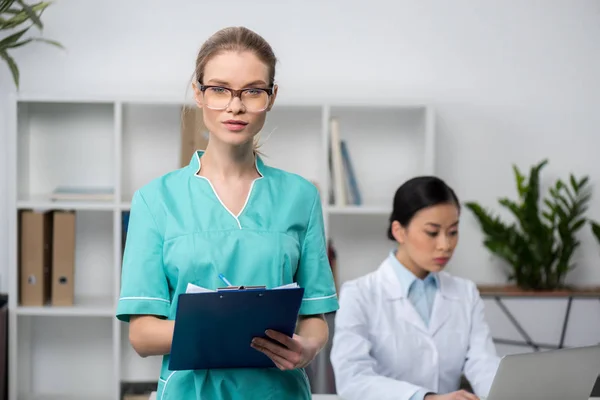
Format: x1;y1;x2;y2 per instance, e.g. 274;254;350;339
330;257;500;400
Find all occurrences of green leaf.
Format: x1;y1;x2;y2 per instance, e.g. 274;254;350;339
569;218;586;232
33;36;61;48
560;180;576;203
570;174;587;192
16;0;43;29
0;0;16;14
591;221;600;244
498;198;521;220
0;25;29;49
0;2;50;30
0;49;19;88
513;165;526;197
0;16;29;31
550;190;570;213
3;37;31;48
5;36;62;49
542;211;555;225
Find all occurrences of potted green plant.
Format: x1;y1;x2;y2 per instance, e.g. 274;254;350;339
1;0;62;89
465;159;593;291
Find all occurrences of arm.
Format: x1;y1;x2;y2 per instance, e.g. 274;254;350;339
330;283;431;400
116;190;172;358
297;314;329;354
129;315;174;357
462;283;501;397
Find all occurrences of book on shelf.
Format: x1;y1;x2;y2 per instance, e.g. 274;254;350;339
122;210;131;257
328;117;362;207
49;186;114;202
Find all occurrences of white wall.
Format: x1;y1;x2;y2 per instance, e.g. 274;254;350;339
2;0;600;292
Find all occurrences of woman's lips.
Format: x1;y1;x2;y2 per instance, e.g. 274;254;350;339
222;120;248;132
433;257;449;265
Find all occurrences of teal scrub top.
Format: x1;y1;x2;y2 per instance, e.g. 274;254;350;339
116;150;340;400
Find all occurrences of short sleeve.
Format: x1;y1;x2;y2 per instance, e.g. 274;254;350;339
116;190;171;323
295;189;339;315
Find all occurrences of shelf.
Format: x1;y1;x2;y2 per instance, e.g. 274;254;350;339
15;209;116;312
16;295;114;317
327;205;391;215
17;195;116;211
16;316;114;399
8;96;436;400
478;285;600;297
19;395;114;400
16;101;116;201
328;105;431;207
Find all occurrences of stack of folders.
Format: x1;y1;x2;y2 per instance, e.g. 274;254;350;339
169;282;305;371
19;210;76;307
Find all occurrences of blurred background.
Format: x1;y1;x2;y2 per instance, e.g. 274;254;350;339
1;0;600;399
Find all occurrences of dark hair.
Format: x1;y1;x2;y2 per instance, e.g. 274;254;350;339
387;176;460;240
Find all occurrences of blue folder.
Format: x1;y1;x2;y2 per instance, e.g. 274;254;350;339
168;285;305;371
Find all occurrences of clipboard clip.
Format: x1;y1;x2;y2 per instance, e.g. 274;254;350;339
217;285;267;291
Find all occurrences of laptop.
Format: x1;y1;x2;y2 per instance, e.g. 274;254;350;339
482;344;600;400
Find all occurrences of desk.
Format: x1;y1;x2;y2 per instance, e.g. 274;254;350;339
478;285;600;351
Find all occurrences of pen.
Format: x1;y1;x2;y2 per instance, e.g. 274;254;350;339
218;273;233;287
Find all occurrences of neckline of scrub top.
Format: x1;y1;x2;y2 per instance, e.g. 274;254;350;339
189;150;267;178
189;150;265;227
387;250;439;298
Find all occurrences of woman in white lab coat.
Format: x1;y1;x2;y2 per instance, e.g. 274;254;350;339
330;176;501;400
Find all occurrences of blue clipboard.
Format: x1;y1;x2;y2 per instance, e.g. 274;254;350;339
168;285;305;371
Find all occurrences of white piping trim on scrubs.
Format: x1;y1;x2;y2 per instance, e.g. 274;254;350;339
303;293;337;301
119;296;170;304
193;151;264;230
161;371;178;400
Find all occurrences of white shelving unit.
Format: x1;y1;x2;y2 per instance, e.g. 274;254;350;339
6;94;435;400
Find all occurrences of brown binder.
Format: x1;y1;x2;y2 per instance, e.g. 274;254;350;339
180;106;209;167
19;210;53;306
51;211;76;306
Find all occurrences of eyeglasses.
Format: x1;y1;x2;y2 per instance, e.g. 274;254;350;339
198;84;273;112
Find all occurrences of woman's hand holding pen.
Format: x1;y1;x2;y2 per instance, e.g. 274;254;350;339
251;330;320;370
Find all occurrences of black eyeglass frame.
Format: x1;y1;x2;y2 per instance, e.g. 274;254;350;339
198;83;274;111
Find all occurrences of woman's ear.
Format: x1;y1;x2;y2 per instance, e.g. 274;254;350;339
390;220;406;244
192;82;203;109
266;84;278;111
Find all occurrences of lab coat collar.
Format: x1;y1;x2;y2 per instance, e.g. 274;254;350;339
379;256;462;336
189;150;266;177
379;256;461;301
387;251;439;298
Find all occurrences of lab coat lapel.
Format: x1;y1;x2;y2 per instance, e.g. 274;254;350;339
378;259;429;335
428;272;461;336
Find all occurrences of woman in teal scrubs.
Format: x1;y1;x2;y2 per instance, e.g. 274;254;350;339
116;26;339;400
